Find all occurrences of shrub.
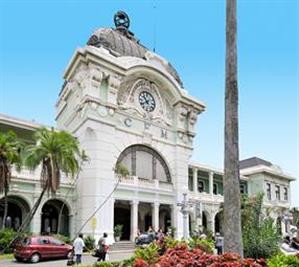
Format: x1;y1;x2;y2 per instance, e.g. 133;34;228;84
114;224;123;238
267;253;299;267
83;235;95;251
242;193;280;259
147;245;266;267
52;234;71;244
0;229;30;253
188;236;214;254
135;242;159;265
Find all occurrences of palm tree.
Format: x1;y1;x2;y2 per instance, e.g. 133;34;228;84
18;127;86;232
0;131;23;229
223;0;243;256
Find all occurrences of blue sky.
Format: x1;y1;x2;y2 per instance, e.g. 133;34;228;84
0;0;298;206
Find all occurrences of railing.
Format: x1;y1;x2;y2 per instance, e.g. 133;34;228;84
189;190;224;203
11;166;73;183
118;175;173;191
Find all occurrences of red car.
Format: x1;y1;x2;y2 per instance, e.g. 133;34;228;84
13;236;73;263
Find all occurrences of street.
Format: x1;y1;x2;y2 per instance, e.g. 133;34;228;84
0;251;134;267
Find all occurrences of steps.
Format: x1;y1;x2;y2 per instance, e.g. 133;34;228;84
109;241;135;252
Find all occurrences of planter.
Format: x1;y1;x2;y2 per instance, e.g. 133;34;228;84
115;236;120;242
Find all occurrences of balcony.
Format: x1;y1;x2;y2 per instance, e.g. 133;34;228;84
117;175;173;192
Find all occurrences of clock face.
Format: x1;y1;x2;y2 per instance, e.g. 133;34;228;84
139;91;156;112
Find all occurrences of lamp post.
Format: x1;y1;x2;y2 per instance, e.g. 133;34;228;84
177;192;193;240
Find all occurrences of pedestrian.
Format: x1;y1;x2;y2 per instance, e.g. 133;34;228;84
97;233;109;262
73;233;85;264
215;232;223;255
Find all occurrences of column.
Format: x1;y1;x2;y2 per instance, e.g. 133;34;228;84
209;172;214;195
32;206;42;234
193;168;198;193
152;202;160;231
130;200;139;241
209;213;215;234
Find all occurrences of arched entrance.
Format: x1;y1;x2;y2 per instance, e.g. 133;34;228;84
202;211;208;233
0;195;30;231
214;211;223;234
41;199;69;236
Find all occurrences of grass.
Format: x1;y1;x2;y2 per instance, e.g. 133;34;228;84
0;253;14;260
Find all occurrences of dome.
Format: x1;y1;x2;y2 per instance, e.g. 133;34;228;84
86;11;183;88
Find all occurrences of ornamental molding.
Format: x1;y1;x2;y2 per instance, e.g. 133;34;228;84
117;78;173;127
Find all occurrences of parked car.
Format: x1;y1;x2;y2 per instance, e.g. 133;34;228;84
135;233;156;246
13;235;73;263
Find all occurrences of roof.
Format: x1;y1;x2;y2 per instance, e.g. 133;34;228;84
240;157;295;181
240;157;272;169
86;26;183;88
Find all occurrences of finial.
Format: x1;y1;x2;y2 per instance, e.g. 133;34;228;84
114;11;130;30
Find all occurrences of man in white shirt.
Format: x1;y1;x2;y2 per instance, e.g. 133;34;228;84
73;233;85;264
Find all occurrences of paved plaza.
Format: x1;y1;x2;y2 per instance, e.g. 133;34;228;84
0;251;134;267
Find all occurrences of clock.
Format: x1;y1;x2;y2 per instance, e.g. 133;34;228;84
139;91;156;112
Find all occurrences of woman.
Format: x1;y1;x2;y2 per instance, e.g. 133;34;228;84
97;233;108;262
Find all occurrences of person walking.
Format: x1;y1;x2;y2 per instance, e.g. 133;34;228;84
215;233;224;255
73;233;85;264
97;233;108;262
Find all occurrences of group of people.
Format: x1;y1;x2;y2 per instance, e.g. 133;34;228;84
72;233;109;265
281;234;299;255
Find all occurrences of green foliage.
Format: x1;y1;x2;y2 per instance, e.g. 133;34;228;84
115;163;129;177
0;228;16;253
242;193;280;259
135;242;159;265
267;253;299;267
83;235;95;251
0;229;30;253
114;224;123;237
52;234;71;244
188;236;215;254
166;226;176;238
25;127;87;194
163;236;180;249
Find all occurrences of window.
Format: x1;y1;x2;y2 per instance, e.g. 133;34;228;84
198;181;204;193
50;238;64;246
284;187;288;201
240;184;245;194
275;185;280;200
117;145;171;182
266;183;271;200
213;183;218;195
38;238;49;245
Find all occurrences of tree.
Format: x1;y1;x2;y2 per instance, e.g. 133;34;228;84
0;131;23;230
223;0;243;256
18;127;86;232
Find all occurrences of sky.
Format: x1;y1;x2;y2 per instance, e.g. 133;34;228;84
0;0;298;206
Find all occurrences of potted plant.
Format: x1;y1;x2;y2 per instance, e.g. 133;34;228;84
114;224;123;242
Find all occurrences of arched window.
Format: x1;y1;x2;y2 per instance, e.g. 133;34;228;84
117;145;171;182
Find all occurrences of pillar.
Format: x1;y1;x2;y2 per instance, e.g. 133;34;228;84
130;200;139;241
193;168;198;193
152;202;160;231
209;172;214;195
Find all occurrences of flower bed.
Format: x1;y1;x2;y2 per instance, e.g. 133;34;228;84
133;244;266;267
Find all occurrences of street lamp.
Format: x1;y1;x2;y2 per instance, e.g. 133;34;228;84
177;192;193;240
